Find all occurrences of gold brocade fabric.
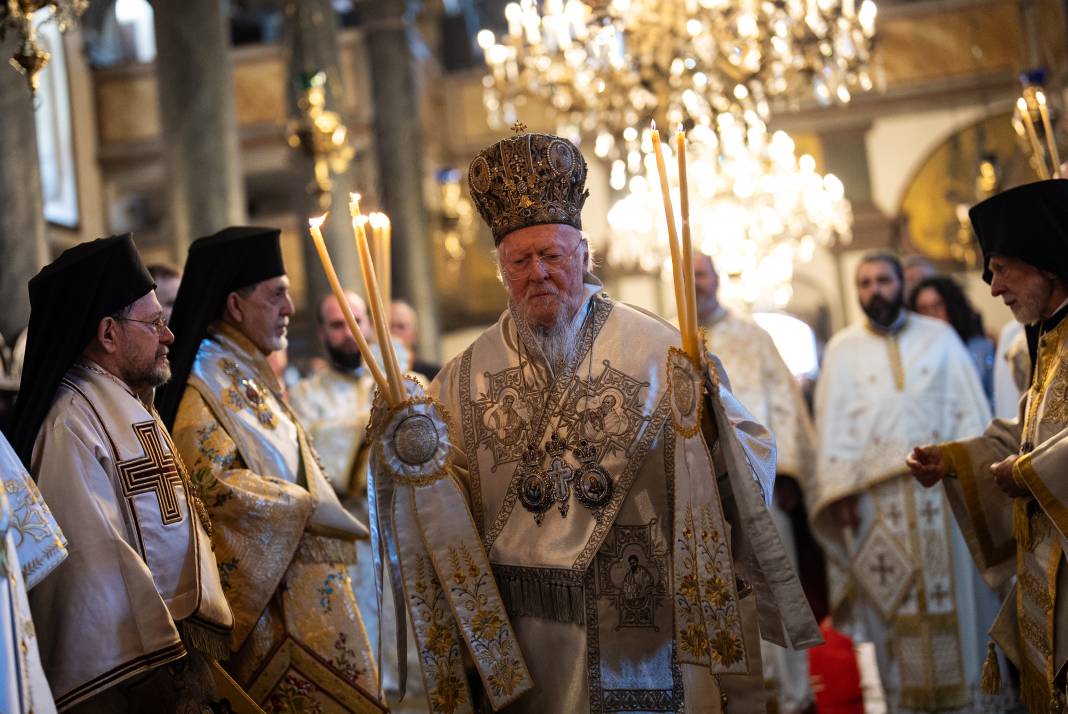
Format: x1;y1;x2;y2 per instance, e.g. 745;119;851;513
942;314;1068;714
171;325;382;713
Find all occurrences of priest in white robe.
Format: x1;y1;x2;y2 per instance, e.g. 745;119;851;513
908;179;1068;714
0;429;66;713
371;130;821;713
7;235;234;712
811;250;1006;712
693;253;818;714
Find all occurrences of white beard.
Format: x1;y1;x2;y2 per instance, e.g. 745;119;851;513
528;304;584;375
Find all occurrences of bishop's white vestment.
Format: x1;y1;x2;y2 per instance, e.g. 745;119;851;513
28;361;233;711
811;314;1004;711
0;430;66;713
389;279;820;713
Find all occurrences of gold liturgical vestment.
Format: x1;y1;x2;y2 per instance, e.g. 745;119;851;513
171;323;382;713
941;306;1068;714
290;367;430;712
29;361;233;710
410;281;820;713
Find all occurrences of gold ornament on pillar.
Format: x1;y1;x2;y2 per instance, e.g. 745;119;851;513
286;71;357;209
1;0;88;94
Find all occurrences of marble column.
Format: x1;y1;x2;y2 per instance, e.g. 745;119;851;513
282;0;363;306
358;0;441;361
153;0;246;256
0;39;48;344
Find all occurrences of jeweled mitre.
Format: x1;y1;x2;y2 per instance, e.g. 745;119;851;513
468;131;589;245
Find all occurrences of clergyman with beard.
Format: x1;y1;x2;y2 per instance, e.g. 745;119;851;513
906;179;1068;712
416;128;820;712
154;227;384;711
808;250;1007;711
7;235;234;711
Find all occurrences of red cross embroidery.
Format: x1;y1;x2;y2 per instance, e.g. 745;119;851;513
117;421;183;525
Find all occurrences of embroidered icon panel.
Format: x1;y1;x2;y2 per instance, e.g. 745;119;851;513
559;361;650;459
594;519;669;631
472;365;541;469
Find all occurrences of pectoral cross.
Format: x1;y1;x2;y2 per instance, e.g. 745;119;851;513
545;456;575;518
870;553;896;587
117;421;183;525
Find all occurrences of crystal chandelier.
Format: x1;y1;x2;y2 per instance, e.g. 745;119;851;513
604;112;852;307
477;0;877;172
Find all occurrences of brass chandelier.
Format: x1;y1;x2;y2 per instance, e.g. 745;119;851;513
1;0;88;93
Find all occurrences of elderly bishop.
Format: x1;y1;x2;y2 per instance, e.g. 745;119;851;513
376;130;821;713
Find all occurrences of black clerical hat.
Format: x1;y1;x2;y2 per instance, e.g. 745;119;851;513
156;226;285;428
7;234;155;467
969;179;1068;284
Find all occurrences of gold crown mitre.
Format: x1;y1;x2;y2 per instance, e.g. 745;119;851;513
468;129;589;245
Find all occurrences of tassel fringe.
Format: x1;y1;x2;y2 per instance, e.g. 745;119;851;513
181;621;231;662
493;564;586;626
980;641;1001;695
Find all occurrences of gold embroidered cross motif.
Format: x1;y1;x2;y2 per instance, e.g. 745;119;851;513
117;421;183;524
510;120;527;135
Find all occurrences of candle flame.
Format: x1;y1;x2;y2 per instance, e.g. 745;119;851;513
1017;97;1028;112
1037;91;1047;106
349;192;361;204
368;212;392;229
677;123;684;134
309;213;328;229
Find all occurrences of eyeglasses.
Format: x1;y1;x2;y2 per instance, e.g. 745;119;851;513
500;239;584;278
116;316;169;335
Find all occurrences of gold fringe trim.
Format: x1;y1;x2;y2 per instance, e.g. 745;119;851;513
294;534;358;565
980;641;1001;695
1021;659;1053;714
180;621;231;662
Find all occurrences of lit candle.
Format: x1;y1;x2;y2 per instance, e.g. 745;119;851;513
308;214;392;400
1036;91;1062;179
355;214;405;403
1018;97;1051;180
676;127;699;360
650;122;689;351
382;215;392;309
369;212;392;307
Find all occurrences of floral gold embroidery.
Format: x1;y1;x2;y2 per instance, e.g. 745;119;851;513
409;555;468;714
675;505;744;667
447;543;524;699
